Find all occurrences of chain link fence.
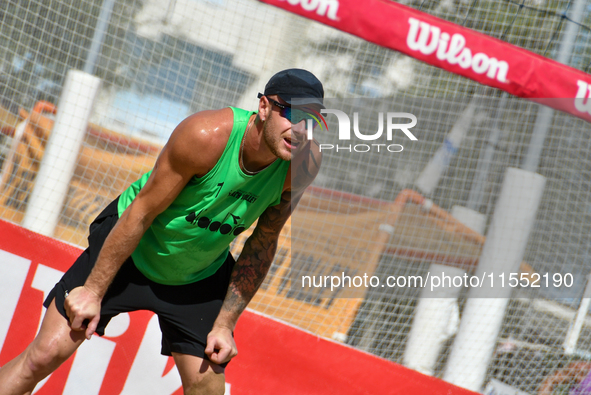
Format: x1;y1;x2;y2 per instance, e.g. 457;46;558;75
1;0;591;393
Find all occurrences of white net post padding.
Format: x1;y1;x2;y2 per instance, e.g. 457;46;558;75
564;274;591;355
444;168;546;391
404;205;486;375
22;70;101;236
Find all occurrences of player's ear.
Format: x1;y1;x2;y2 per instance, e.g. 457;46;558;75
258;95;271;122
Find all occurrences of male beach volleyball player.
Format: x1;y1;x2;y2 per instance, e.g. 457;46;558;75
0;69;324;395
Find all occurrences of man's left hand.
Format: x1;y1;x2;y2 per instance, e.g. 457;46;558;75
205;326;237;365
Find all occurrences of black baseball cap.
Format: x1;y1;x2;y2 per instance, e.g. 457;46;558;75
263;69;324;108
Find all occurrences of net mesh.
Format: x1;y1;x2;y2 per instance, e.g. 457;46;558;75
1;0;591;393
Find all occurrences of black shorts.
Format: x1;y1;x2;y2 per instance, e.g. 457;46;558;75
44;198;235;366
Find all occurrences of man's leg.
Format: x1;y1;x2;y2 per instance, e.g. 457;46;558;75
172;352;225;395
0;299;85;395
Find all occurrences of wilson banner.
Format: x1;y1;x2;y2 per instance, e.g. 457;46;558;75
259;0;591;122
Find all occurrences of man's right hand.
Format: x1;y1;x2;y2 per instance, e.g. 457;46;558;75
63;285;102;340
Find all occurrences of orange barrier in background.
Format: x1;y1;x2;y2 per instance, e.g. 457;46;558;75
0;103;158;246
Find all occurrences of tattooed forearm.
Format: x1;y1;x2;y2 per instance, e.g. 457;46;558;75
217;199;290;326
223;232;277;315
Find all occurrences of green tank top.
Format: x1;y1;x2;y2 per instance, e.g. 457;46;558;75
117;107;290;285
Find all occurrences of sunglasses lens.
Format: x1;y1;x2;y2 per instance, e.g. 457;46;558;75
279;107;292;121
276;103;319;128
290;109;318;127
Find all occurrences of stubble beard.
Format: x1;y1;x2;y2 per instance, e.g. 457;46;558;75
263;113;292;162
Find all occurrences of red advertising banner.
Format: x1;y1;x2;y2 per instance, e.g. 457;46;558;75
0;220;184;394
0;219;478;394
259;0;591;123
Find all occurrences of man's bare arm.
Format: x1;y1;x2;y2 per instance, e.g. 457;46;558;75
65;109;232;338
215;192;293;327
206;142;322;363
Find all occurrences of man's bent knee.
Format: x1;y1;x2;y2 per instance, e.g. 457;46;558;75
21;301;85;381
22;340;66;381
183;368;225;395
173;353;226;395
